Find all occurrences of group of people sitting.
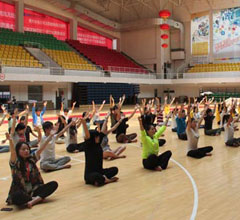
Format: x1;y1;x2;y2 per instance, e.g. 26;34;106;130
0;95;239;209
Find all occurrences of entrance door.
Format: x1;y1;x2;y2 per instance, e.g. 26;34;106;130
58;88;68;108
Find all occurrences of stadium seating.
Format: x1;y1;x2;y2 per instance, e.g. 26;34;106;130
0;44;42;68
42;49;96;71
0;28;70;50
66;39;148;73
0;28;96;71
188;63;240;73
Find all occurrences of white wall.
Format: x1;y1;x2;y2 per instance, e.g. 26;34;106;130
0;82;72;108
139;84;200;101
120;27;165;73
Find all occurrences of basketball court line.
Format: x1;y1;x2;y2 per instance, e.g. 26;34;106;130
56;154;85;163
170;158;198;220
130;144;198;220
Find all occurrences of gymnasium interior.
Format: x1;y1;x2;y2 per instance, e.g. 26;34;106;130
0;0;240;219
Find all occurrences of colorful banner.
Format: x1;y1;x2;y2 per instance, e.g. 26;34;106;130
213;7;240;57
77;26;112;49
24;8;69;40
0;1;15;30
191;15;209;55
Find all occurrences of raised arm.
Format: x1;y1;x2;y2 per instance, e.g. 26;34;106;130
60;102;64;113
41;101;47;116
110;94;115;108
6;132;17;163
32;102;36;117
163;113;171;126
36;131;55;159
0;105;7;126
81;118;90;140
212;102;216;115
10;108;18;136
198;106;208;128
138;116;144;131
71;101;76;112
169;97;175;107
187;104;192;130
56;120;74;139
23;105;29;126
89;101;96;120
128;105;139;121
141;98;146;115
118;94;125;109
76;118;82;129
178;104;184;118
58;114;67;127
98;100;106;112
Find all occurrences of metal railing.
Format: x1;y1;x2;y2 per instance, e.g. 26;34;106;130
190;55;210;66
108;66;151;74
62;63;103;72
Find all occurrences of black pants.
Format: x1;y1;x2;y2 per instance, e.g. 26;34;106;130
11;181;58;206
225;138;240;147
187;146;213;159
204;128;221;136
116;133;137;143
158;139;166;147
85;167;118;186
178;133;188;140
142;151;172;170
67;142;85;153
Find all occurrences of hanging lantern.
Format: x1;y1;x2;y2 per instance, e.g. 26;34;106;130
159;10;171;19
161;34;169;39
162;43;168;48
160;24;170;30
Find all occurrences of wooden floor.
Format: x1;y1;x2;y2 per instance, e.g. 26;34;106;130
0;106;240;220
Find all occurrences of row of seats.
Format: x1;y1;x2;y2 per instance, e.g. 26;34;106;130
0;28;148;73
42;49;97;71
67;39;148;73
208;93;240;102
0;28;70;51
0;44;42;68
188;63;240;73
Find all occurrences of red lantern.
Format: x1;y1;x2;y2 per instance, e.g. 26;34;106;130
162;43;168;48
161;34;169;39
159;10;171;19
160;24;170;30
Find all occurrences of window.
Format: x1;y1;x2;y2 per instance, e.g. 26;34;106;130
28;85;42;101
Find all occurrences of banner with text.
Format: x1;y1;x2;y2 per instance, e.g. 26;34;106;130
213;7;240;58
24;8;69;40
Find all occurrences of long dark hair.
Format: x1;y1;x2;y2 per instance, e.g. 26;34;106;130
15;142;31;177
145;124;155;137
57;115;66;134
68;118;77;137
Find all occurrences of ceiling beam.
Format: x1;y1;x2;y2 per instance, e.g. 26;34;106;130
205;0;212;10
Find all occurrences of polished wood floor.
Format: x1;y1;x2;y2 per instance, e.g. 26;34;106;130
0;106;240;220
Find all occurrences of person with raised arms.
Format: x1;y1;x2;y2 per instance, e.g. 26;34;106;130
5;129;58;208
224;101;240;147
82;118;119;186
138;113;172;171
186;104;213;159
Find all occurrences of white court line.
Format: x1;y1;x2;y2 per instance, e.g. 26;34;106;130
56;154;85;163
0;175;10;181
170;158;198;220
130;144;198;220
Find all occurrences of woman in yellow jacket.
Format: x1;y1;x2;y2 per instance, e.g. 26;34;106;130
138;114;172;171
